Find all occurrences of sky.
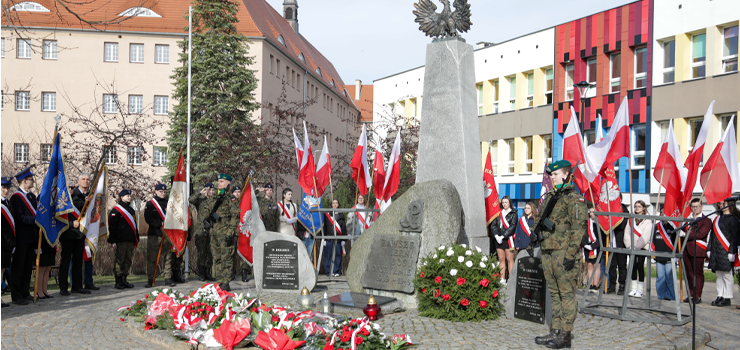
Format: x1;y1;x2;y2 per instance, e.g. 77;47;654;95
264;0;633;85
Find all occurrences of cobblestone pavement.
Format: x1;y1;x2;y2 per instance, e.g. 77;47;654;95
2;275;736;349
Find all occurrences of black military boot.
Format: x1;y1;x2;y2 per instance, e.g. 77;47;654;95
546;330;571;349
617;284;625;296
205;268;216;281
198;267;206;281
165;278;176;287
114;275;125;290
220;282;231;292
535;329;560;345
174;270;186;283
122;275;134;288
145;279;154;288
242;269;249;282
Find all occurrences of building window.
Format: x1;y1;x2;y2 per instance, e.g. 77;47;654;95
128;95;143;114
543;135;552;163
154;96;168;115
610;52;621;93
662;40;675;83
42;92;56;111
722;26;738;73
691;33;706;78
127;146;142;165
17;39;31;59
152;146;167;166
565;64;574;100
632;124;646;168
155;44;169;64
492;80;499;114
42;40;57;59
9;1;50;11
634;46;648;88
526;73;534;107
104;42;118;62
508;76;516;110
118;7;161;17
688;117;704;155
490;141;498;174
14;143;29;163
545;69;553;104
269;55;274;74
103;94;118;113
585;59;597;97
15;91;30;110
298;53;305;63
477;83;483;115
277;35;285;46
130;44;144;63
506;139;515;174
524;137;533;172
720;114;737;136
40;143;52;162
103;146;117;165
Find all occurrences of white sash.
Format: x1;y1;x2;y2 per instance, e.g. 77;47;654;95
113;204;137;232
712;216;731;252
583;218;597;258
12;191;35;216
2;203;15;236
325;212;342;235
656;222;674;251
278;201;296;232
518;216;531;237
354;206;369;229
149;198;166;221
500;210;513;247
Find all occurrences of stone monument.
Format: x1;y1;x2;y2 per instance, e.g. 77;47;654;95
504;249;552;328
253;231;316;294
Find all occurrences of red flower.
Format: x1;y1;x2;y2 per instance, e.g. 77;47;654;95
422;288;427;294
341;333;351;342
460;298;469;306
324;345;335;350
420;271;425;278
480;279;490;287
359;328;370;336
271;315;280;323
480;300;488;308
433;289;441;297
435;276;442;283
442;294;450;301
120;317;125;322
493;290;499;298
355;337;363;345
456;277;466;285
144;294;149;299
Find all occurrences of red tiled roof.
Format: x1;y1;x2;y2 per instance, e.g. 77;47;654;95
345;84;374;122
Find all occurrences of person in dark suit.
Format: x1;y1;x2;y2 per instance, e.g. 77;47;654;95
682;198;711;304
1;177;16;307
9;167;37;305
59;173;92;296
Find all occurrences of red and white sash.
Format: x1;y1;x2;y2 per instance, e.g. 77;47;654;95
278;201;296;232
325;212;342;235
113;205;138;246
632;219;643;237
656;222;674;251
353;206;370;230
712;216;731;252
2;203;16;237
518;216;531;237
583;218;597;258
12;191;35;216
149;198;166;221
695;239;708;251
500;211;514;247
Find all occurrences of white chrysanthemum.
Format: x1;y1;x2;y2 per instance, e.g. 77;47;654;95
482;256;489;262
446;250;454;257
163;288;169;293
450;269;458;276
457;256;464;263
461;244;467;248
480;262;487;268
475;246;482;253
438;245;445;250
439;259;445;264
433;254;438;259
465;250;472;256
423;261;428;266
465;261;473;268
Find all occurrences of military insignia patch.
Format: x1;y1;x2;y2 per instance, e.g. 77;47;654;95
578;198;585;202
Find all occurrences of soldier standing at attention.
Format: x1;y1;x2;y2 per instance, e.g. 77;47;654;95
208;174;240;291
257;183;279;232
144;184;175;288
190;183;215;281
533;160;587;349
108;190;139;289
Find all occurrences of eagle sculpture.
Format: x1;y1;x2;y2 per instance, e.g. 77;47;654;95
413;0;472;39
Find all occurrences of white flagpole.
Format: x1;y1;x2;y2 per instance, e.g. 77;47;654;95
184;5;193;275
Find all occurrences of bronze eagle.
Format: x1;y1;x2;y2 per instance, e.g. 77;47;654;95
413;0;472;39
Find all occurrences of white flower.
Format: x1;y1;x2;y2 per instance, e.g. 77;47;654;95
461;244;467;248
439;259;445;264
438;245;445;250
465;261;473;268
163;288;169;293
450;269;458;276
433;254;438;259
457;256;464;263
480;262;487;268
423;261;427;266
465;250;472;256
475;246;482;253
482;256;489;262
446;250;454;257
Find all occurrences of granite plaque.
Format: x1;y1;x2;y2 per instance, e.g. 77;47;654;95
361;234;421;293
514;256;546;324
262;240;299;290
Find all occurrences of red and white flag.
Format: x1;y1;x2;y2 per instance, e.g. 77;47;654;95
586;97;631;178
79;166;109;262
292;128;304;168
163;154;189;257
700;115;739;204
237;181;266;266
372;133;386;219
596;164;624;232
299;121;317;196
382;130;402;205
654;120;688;218
682;101;715;215
484;148;501;225
351;124;372;195
563;106;590;192
315;136;331;198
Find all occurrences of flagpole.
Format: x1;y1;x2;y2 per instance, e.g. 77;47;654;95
183;4;193;276
329;173;334;201
77;164;105;224
311;177;320;271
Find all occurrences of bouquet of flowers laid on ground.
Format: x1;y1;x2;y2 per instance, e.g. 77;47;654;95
413;244;505;322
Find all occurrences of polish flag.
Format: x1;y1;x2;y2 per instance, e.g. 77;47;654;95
382;130;402;203
654;120;688;218
350;124;372;195
700;115;740;204
292;128;304;168
586;97;631;178
682;101;715;214
563;106;589;192
484;148;501;224
372;133;386;220
299;121;317;196
163;154;189;257
237;180;266;265
315;136;331;198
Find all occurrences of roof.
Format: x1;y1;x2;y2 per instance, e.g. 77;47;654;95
345;84;374;122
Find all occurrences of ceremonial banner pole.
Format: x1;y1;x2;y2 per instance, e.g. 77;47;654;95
329;173;334;201
311;177;320;271
33;228;42;302
184;5;193;275
152;234;166;286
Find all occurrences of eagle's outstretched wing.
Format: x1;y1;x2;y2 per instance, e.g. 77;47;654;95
413;0;442;38
451;0;472;34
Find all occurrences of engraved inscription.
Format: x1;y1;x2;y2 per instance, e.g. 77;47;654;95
361;234;421;293
262;241;299;290
514;257;547;324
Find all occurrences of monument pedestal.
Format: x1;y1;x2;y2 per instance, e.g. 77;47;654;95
504;249;552;328
416;38;488;254
253;231;317;294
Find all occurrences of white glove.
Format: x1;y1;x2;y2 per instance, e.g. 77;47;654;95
286;218;294;224
495;235;503;244
679;230;686;237
707;251;711;259
304;232;310;239
584;245;592;251
322;240;327;247
729;254;735;262
341;241;345;247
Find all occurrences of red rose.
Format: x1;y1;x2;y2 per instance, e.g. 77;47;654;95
355;337;363;345
435;276;442;283
420;271;425;278
456;277;466;285
442;294;450;301
480;279;490;287
360;328;370;336
493;290;499;298
480;300;488;308
460;298;469;306
422;288;427;294
433;289;441;297
120;317;125;322
271;315;280;323
324;345;335;350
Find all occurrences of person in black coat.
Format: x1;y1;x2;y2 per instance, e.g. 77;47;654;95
653;219;677;301
1;177;15;308
490;195;518;282
608;202;630;295
322;199;346;277
108;190;139;289
707;199;740;307
144;184;175;288
59;173;92;296
9;167;37;305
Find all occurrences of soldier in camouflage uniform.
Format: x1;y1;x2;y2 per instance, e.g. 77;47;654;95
208;174;241;291
533;160;587;349
190;183;215;281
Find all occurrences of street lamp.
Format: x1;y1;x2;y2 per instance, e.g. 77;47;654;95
574;81;595;143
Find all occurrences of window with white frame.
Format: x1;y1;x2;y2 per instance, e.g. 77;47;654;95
17;39;31;58
545;69;553;104
118;7;161;17
154;96;168;115
565;64;574;100
610;52;621;93
9;1;50;11
155;44;169;63
720;114;738;136
658;121;669;143
543;135;552;163
42;92;56;111
269;55;274;74
103;146;117;164
127;146;142;165
632;124;646;168
104;42;118;62
662;40;675;83
526;73;534;107
524;137;533;172
585;59;597;97
14;143;29;163
15;91;30;110
490;140;498;174
506;139;515;174
128;95;143;114
687;117;704;156
103;94;118;113
634;46;648;88
152;146;167;166
130;44;144;63
277;35;285;46
477;83;483;115
492;80;499;114
508;76;516;110
722;26;738;73
691;33;706;78
42;40;57;59
40;143;52;162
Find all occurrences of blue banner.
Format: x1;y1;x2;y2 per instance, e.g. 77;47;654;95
36;130;74;246
297;193;323;237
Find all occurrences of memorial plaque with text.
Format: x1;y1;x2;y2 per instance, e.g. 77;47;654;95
361;234;421;293
262;241;299;290
514;257;547;324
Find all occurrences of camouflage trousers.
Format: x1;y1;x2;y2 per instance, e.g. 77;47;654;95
114;242;135;276
195;234;212;271
542;249;580;332
211;234;235;285
147;235;175;280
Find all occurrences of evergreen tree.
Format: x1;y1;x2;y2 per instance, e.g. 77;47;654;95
167;0;259;185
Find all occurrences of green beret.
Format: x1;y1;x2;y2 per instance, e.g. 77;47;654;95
218;173;233;182
547;160;572;174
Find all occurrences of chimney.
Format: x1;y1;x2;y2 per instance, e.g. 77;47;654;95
355;79;362;101
283;0;299;34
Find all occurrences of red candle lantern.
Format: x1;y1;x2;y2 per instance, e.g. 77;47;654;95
363;295;381;320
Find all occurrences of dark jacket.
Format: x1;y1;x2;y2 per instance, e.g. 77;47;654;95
107;201;139;243
580;219;602;256
653;222;677;263
490;210;518;239
685;215;711;258
10;189;38;245
2;198;16;251
322;211;346;236
707;214;739;272
144;196;168;237
60;187;87;241
514;216;534;249
609;204;630;248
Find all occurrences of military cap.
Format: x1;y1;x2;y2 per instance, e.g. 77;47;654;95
203;182;214;189
264;183;274;189
119;189;132;197
218;173;233;182
1;177;12;188
154;184;167;191
546;160;572;174
14;167;35;181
